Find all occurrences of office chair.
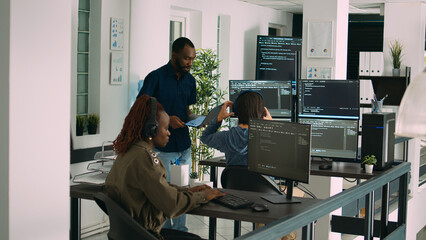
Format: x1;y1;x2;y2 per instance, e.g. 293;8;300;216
221;166;283;195
93;192;158;240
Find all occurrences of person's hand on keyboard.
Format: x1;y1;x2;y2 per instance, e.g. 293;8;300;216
204;189;226;201
189;184;212;192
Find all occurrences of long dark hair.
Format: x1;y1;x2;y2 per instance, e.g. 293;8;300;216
113;95;164;154
236;91;265;125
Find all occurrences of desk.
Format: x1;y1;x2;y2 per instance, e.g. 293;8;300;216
70;184;321;240
200;157;380;188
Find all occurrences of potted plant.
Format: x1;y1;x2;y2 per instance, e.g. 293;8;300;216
76;115;85;136
362;155;377;174
87;113;100;134
389;40;403;76
189;48;226;180
189;172;199;187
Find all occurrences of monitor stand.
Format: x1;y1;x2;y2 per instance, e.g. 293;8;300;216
261;180;301;204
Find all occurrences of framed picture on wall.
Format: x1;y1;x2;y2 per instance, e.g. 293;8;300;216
307;66;333;79
307;21;333;58
110;52;123;84
110;18;124;50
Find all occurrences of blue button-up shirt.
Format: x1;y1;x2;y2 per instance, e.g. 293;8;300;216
137;61;196;152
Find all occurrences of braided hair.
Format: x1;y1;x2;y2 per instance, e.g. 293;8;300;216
113;94;164;154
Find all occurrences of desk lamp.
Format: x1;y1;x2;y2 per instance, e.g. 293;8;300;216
395;68;426;139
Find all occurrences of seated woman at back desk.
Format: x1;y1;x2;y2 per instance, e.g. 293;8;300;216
201;91;296;240
201;90;272;166
105;95;223;240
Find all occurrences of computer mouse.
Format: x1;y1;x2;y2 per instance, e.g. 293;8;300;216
251;203;269;212
319;163;332;170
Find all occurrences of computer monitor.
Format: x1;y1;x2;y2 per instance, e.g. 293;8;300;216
255;36;302;82
229;80;292;118
298;79;360;119
298;118;359;161
248;119;311;204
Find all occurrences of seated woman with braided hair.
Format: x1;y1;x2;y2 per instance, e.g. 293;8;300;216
105;94;224;240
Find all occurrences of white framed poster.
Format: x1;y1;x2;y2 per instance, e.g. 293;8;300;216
307;66;332;79
110;52;123;84
307;21;333;58
110;18;124;50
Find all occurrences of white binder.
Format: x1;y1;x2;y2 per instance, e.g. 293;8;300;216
359;52;370;76
360;79;375;104
370;52;384;76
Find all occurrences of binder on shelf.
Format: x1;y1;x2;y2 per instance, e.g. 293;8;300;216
359;52;370;76
370;52;384;76
359;52;384;77
359;79;375;104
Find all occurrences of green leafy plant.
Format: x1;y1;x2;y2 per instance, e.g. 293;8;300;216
76;115;86;128
362;155;377;165
189;172;199;179
190;48;226;180
87;113;100;134
389;40;403;69
87;113;100;126
76;115;86;136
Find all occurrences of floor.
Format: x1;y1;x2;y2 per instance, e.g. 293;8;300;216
82;214;254;240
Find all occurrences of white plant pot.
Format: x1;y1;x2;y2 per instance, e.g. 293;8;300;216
365;164;374;174
189;178;199;188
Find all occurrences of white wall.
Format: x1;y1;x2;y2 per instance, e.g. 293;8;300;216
302;0;349;79
4;0;71;239
128;0;170;106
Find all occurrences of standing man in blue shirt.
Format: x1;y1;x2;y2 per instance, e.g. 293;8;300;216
136;37;196;232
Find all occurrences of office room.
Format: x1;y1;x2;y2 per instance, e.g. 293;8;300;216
1;0;425;239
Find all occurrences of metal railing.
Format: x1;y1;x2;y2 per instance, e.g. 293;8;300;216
237;162;411;240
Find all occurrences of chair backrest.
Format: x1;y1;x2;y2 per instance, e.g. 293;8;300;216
220;166;283;195
93;192;158;240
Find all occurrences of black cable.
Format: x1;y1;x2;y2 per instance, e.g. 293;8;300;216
344;177;357;183
296;183;317;199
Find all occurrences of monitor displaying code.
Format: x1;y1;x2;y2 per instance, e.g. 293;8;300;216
255;35;302;82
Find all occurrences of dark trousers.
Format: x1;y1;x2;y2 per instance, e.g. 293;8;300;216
156;229;205;240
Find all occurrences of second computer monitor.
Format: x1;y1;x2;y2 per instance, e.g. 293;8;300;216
247;119;311;184
298;79;360;119
229;80;292;118
248;119;311;203
298;118;359;161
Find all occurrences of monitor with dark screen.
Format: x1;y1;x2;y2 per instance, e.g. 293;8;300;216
298;118;359;161
248;119;311;203
298;79;360;119
255;36;302;82
229;80;292;118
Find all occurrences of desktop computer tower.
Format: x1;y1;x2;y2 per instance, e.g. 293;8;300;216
361;112;395;171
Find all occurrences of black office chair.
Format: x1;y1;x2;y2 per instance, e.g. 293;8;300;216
93;192;158;240
221;165;283;195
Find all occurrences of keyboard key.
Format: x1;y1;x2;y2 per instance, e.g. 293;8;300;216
213;193;254;209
